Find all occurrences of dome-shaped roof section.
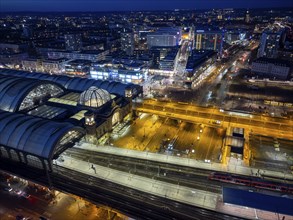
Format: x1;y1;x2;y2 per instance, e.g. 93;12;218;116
79;86;112;108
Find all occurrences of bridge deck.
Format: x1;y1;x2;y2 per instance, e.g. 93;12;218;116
133;102;293;140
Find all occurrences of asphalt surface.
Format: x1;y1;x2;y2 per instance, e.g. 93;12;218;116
249;134;293;172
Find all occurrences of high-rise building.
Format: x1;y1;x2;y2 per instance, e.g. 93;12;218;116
147;28;181;48
121;30;135;56
149;46;178;67
257;30;281;58
245;10;250;23
147;34;177;48
65;34;82;51
194;30;224;56
225;31;247;45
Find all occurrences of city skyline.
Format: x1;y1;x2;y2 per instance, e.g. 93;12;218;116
1;0;293;12
0;4;292;220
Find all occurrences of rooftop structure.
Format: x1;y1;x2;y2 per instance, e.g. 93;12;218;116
186;50;216;76
147;28;181;48
258;30;282;59
194;30;224;56
79;87;112;108
251;57;291;80
0;109;85;170
0;68;142;98
0;72;135;170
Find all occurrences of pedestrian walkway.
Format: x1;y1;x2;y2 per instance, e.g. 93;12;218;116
57;153;292;220
74;143;293;181
58;155;220;211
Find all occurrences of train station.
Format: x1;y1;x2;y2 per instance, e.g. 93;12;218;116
0;69;143;170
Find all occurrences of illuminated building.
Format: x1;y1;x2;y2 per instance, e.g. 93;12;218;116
121;30;135;56
22;58;68;74
159;48;179;71
90;60;146;83
147;28;181;48
251;57;290;80
48;50;109;62
185;50;216;76
0;68;143;169
245;10;250;23
225;31;246;45
258;30;282;58
194;30;224;56
64;59;91;76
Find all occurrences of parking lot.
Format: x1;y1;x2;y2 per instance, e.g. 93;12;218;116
112;113;225;162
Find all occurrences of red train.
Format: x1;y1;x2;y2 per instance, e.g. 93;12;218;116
209;172;293;194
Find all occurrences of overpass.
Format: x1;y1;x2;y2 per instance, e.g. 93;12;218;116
133;100;293;139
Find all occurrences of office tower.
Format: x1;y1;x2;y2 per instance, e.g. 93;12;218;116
194;30;224;55
245;10;250;23
147;28;181;48
258;30;281;58
121;30;135;56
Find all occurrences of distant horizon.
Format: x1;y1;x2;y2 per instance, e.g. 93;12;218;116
1;6;293;14
1;0;293;12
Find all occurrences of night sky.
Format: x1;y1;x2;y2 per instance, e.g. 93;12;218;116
1;0;293;12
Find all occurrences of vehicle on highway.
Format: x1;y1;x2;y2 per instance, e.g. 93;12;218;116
209;172;293;194
3;186;12;192
21;192;31;199
14;189;22;195
212;120;221;125
167;135;178;150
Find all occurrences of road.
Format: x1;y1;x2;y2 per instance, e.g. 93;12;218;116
174;40;190;76
196;126;224;162
175;122;198;155
113;113;224;161
0;173;121;220
113;114;179;152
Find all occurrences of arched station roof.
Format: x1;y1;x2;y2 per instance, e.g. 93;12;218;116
0;110;85;159
0;75;64;112
0;68;143;97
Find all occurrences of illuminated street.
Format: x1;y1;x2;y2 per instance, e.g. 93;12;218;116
134;100;293;138
112;113;225;162
0;176;125;220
